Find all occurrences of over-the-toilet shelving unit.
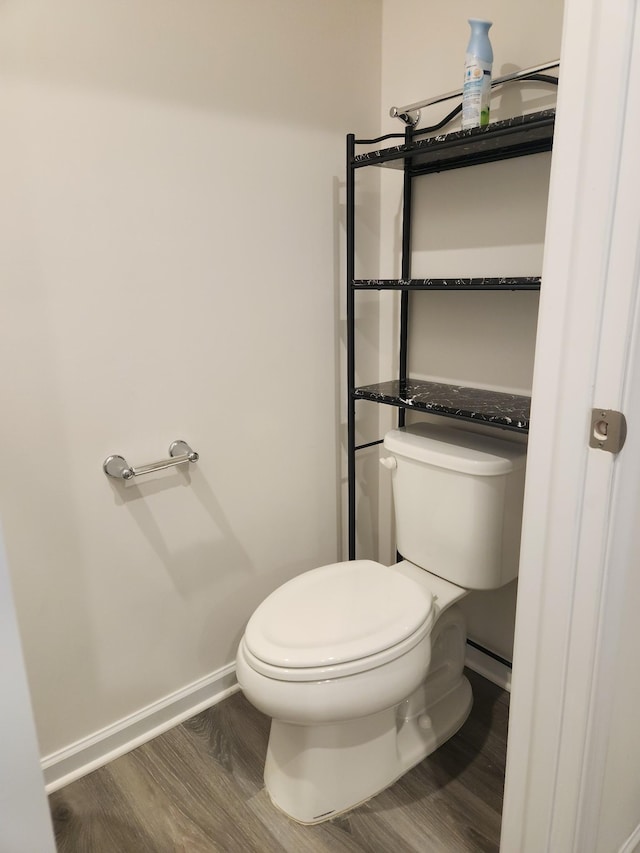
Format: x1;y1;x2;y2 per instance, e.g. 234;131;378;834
346;108;556;559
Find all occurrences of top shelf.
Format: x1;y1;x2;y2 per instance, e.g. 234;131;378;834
352;109;555;176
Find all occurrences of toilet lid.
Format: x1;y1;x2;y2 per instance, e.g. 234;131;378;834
244;560;433;670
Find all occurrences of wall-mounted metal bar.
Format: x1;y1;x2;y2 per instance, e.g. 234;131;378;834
389;59;560;127
103;440;199;480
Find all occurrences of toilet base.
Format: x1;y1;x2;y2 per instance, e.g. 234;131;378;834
264;675;473;825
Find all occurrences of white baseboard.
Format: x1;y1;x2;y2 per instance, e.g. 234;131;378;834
42;663;239;793
465;643;512;692
42;650;509;794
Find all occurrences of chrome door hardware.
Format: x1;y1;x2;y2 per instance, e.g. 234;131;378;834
103;440;199;480
589;409;627;454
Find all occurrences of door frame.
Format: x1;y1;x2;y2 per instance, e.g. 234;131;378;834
501;0;640;849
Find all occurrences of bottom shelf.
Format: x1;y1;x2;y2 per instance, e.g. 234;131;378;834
353;379;530;432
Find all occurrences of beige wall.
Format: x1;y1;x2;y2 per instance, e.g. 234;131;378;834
0;0;382;758
0;0;565;765
370;0;565;659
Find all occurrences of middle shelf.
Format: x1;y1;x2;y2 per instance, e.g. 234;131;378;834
352;276;541;291
353;378;530;432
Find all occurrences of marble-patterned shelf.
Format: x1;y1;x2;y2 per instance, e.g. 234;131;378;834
353;109;555;175
354;379;530;431
352;277;541;291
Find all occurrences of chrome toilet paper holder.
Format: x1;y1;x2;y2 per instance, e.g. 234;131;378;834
103;440;199;480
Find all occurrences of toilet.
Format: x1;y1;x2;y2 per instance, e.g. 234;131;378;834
236;421;526;824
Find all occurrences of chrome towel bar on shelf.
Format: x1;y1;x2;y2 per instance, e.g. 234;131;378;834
103;440;199;480
389;59;560;127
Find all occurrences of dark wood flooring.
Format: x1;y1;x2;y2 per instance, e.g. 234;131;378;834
49;669;509;852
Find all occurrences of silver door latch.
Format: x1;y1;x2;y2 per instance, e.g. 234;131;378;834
590;409;627;454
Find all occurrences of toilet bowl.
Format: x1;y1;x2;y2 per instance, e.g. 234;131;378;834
237;561;435;724
236;422;526;824
236;559;472;824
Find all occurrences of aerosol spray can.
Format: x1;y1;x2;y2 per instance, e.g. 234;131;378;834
462;19;493;129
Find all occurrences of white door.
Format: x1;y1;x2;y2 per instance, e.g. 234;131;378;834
501;0;640;850
0;528;57;852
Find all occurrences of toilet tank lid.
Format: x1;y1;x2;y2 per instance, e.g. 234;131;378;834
244;561;433;669
384;422;526;476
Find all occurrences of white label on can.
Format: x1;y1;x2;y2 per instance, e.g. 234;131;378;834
462;56;492;129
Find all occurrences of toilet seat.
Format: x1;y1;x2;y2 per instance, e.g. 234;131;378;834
243;560;434;682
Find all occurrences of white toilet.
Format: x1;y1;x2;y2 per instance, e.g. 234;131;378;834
236;422;526;824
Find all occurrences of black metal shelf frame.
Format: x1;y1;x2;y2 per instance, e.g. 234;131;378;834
353;109;555;174
352;277;541;291
346;109;555;559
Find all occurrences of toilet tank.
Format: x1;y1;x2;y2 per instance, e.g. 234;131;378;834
383;422;527;590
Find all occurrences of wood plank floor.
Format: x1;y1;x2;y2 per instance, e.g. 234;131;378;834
49;669;509;852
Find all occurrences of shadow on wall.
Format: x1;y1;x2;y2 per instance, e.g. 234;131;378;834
104;466;254;597
491;63;558;122
1;0;375;130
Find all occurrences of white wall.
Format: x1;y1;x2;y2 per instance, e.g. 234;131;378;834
0;0;382;762
370;0;564;660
